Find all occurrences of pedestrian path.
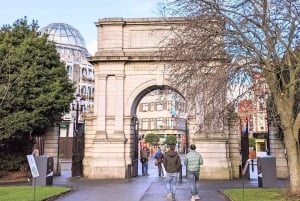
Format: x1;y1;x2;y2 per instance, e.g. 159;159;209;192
54;156;289;201
54;157;219;201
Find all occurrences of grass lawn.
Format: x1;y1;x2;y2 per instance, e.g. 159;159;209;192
223;188;300;201
0;186;71;201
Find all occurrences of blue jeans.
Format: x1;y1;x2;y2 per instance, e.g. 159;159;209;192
166;172;178;199
188;171;200;195
142;162;148;175
157;163;164;177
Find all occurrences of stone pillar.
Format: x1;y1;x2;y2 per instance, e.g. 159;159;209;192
192;139;231;179
84;139;127;179
269;123;289;178
227;114;241;178
114;75;125;136
95;75;107;139
43;126;60;176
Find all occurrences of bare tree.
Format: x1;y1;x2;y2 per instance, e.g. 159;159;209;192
161;0;300;196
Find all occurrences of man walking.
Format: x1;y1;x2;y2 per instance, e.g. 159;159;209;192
154;147;164;177
140;144;150;176
184;144;203;201
163;144;181;201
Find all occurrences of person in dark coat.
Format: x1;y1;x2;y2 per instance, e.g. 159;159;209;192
140;144;150;176
163;144;181;201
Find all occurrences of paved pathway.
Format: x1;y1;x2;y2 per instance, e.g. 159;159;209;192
54;156;289;201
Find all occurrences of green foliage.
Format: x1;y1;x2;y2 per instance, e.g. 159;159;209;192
144;133;160;144
223;188;293;201
0;133;33;174
165;135;177;145
0;186;71;201
0;17;75;141
249;137;256;148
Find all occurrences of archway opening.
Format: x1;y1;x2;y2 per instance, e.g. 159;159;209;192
130;85;188;177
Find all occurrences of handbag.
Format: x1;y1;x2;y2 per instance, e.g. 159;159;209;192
155;161;158;166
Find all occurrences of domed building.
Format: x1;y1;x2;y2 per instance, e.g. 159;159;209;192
40;23;94;161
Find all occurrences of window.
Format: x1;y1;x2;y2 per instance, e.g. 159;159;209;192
142;119;148;130
142;103;148;112
150;102;155;112
167;101;172;112
157;101;163;111
178;118;186;130
167;117;175;129
150;118;155;129
157;118;163;129
67;65;72;75
81;86;87;95
82;68;87;77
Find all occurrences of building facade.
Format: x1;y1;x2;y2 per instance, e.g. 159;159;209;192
40;23;94;163
137;89;187;153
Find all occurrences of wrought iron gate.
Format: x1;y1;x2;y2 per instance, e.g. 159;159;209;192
72;123;85;177
131;117;139;177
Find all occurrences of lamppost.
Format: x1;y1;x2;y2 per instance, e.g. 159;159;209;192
72;93;83;177
185;118;189;178
185;119;189;155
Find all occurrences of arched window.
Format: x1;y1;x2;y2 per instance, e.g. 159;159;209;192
81;86;87;95
66;65;72;75
82;68;87;77
88;87;92;96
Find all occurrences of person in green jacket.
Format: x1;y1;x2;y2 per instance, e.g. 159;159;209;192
184;144;203;201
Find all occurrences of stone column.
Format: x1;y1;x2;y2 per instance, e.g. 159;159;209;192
95;75;107;139
227;114;241;179
193;139;231;179
114;74;125;137
269;123;289;178
43;126;60;176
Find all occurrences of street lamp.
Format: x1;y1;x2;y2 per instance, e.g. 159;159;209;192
74;93;81;134
72;93;83;177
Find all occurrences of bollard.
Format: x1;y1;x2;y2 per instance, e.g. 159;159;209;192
127;164;132;182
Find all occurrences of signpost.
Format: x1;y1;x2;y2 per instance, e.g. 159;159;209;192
27;155;39;201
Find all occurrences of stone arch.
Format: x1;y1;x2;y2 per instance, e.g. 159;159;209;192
83;17;242;180
126;82;187;177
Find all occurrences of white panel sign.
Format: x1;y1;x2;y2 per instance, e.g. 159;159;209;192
27;155;39;178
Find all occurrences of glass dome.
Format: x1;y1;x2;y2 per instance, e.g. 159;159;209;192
40;23;86;48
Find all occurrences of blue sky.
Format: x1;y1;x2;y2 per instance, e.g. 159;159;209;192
1;0;162;54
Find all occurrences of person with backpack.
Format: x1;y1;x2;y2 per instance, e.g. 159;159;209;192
163;144;181;201
184;144;203;201
154;147;164;177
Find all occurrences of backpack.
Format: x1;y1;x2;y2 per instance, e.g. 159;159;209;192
140;148;149;163
156;153;163;163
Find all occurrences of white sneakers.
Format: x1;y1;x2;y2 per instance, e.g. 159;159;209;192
191;195;200;201
166;192;171;199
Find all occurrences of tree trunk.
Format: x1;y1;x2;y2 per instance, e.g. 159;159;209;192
283;127;300;195
276;93;300;196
